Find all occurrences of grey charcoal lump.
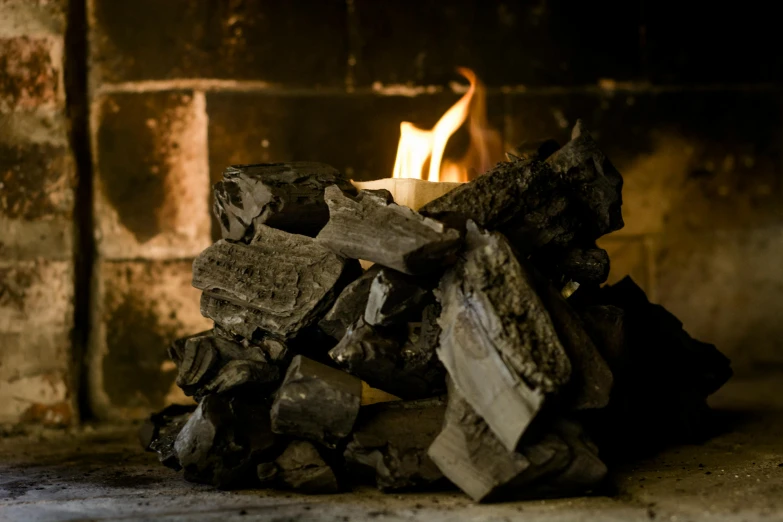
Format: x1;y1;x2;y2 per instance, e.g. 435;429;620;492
142;123;731;504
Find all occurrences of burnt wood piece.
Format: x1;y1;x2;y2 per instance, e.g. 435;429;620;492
581;277;733;459
427;384;606;502
316;186;462;275
344;397;447;491
532;275;613;410
545;120;624;240
579;305;626;369
319;265;382;340
273;440;340;494
168;330;279;399
214;324;290;363
213;162;356;241
139;404;196;470
436;223;571;452
507;139;561;162
364;269;429;327
174;395;278;489
329;315;446;400
193;224;359;340
533;246;610;287
271;355;362;449
421;121;623;252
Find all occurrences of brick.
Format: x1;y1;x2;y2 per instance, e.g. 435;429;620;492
597;235;652;297
0;260;73;426
0;140;75;220
94;91;211;259
207;90;505;237
0;0;68;37
89;0;348;86
656;227;783;377
507;90;783;236
645;1;783;84
89;259;211;421
0;36;62;111
352;0;643;87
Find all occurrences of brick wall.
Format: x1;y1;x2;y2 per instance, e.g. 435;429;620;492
0;0;76;426
2;0;781;424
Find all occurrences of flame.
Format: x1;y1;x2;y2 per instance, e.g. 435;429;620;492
391;67;503;182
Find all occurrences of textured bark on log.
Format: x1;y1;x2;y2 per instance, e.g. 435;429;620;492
316;186;462;275
436;223;571;452
427;384;606;502
344;397;446;491
213;162;356;241
270;355;362;449
174;395;278;489
421;121;623;253
193;225;359;340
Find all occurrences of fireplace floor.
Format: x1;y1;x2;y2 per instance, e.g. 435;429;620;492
1;375;782;522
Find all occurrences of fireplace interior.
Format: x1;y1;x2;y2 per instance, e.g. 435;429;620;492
1;1;783;520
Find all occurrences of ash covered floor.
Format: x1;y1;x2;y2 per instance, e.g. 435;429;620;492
1;376;782;522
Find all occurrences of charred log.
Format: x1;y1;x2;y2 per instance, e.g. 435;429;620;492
316;186;462;275
213;162;356;241
436;222;571;451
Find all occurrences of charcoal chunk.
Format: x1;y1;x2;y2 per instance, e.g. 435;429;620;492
174;395;278;489
427;384;606;502
139;404;196;470
507;139;561;162
421;121;623;253
319;265;382;340
213;162;356;241
436;223;571;451
364;269;429;327
582;277;733;458
345;397;447;491
534;246;610;287
193;225;358;339
271;355;362;448
532;275;613;410
316;186;462;275
274;440;339;494
169;330;279;399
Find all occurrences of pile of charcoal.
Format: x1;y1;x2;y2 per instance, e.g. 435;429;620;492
139;121;732;502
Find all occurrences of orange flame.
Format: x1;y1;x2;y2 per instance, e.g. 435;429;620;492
391;68;503;182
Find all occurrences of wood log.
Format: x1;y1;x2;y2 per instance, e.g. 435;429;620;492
168;330;279;400
545;120;624;239
193;224;360;340
344;397;447;491
427;383;606;502
364;269;429;327
436;222;571;452
319;265;381;340
174;394;278;489
276;441;340;494
420;121;624;253
213;162;356;241
139;404;196;471
270;355;362;449
316;186;462;275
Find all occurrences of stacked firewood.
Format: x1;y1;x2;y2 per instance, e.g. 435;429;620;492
139;121;732;502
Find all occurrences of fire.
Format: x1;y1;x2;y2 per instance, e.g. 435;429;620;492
391;67;503;182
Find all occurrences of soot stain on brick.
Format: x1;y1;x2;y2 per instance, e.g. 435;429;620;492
0;36;58;110
97;92;195;243
0;264;35;312
102;292;179;411
0;143;72;220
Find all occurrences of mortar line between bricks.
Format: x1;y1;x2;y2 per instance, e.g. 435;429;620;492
94;79;783;96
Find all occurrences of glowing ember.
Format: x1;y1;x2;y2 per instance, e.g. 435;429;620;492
391;68;503;182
